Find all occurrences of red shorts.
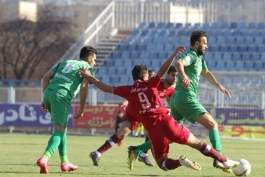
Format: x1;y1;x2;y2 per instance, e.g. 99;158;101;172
148;115;190;159
122;110;139;130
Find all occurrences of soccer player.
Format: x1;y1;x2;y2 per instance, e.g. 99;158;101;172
36;46;97;174
78;45;239;173
170;30;231;172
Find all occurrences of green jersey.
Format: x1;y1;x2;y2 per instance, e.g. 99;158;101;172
175;49;207;95
47;59;94;100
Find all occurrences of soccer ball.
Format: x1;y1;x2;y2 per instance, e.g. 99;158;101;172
232;159;251;176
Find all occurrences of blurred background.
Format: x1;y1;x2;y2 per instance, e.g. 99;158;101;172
0;0;264;139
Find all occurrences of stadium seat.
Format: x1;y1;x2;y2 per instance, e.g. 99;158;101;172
216;36;226;44
110;76;120;85
138;22;147;28
157;29;167;36
232;53;242;60
206;60;216;69
254;37;263;44
234;61;244;70
194;23;201;28
120;52;130;59
245;37;254;44
114;60;123;67
171;36;180;43
220;23;229;28
164;44;173;52
260;53;265;61
251;54;260;60
131;29;140;36
125;36;134;43
166;22;174;28
97;69;107;75
184;23;192;28
241;30;252;36
244;61;254;70
257;22;265;29
149;29;159;36
241;53;251;61
226;37;236;44
248;23;256;29
120;76;130;85
143;36;153;44
202;23;210;28
127;44;137;51
160;37;171;44
157;22;166;29
179;37;189;46
177;29;187;36
101;77;110;84
250;30;260;36
226;61;235;70
146;44;156;51
209;45;219;52
235;37;244;44
140;29;149;36
223;53;232;60
153;37;163;43
155;44;164;51
231;30;241;36
105;60;114;67
148;52;157;60
238;45;247;52
213;53;222;60
216;61;226;70
175;23;183;28
134;37;143;43
147;22;156;28
157;53;168;60
150;60;162;69
222;29;231;36
139;52;149;60
110;51;121;59
118;44;128;51
168;29;176;36
238;22;247;29
211;22;220;28
254;61;264;70
130;52;139;60
116;68;126;75
208;37;216;44
228;45;238;52
219;45;229;52
123;60;134;67
107;68;116;75
137;44;146;51
257;46;265;53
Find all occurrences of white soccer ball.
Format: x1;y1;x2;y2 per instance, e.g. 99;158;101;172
232;159;251;176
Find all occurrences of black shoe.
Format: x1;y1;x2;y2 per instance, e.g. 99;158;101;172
138;154;154;166
89;151;100;166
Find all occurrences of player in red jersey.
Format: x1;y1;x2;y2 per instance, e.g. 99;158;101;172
78;46;239;173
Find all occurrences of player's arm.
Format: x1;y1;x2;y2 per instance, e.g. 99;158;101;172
157;45;185;78
201;69;231;98
74;78;90;119
42;70;55;93
78;69;113;94
174;59;190;89
165;96;171;106
118;99;128;110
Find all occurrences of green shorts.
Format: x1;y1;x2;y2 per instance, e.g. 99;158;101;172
43;89;71;127
169;92;208;125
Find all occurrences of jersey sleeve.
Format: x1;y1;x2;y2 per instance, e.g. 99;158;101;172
179;53;196;66
148;75;162;88
51;63;60;73
113;85;131;98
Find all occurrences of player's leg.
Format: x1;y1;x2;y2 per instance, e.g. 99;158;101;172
135;134;154;166
90;120;132;166
139;123;145;137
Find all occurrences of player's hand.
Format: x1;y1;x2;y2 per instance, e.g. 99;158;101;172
41;102;48;112
74;107;84;119
174;45;186;55
218;84;231;98
181;76;190;89
78;68;91;77
118;100;128;110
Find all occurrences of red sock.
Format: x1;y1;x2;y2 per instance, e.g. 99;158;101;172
163;158;181;170
198;142;226;162
97;134;121;154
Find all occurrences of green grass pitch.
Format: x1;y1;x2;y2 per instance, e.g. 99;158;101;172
0;134;264;177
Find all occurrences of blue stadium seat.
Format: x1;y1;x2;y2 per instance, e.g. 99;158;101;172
160;37;171;44
244;61;254;70
250;30;260;36
157;29;168;36
208;37;216;44
101;77;110;84
226;61;235;70
238;45;247;52
235;37;244;44
230;22;238;28
254;37;263;45
97;68;107;75
134;37;143;44
147;22;156;28
179;37;189;46
220;23;229;28
241;53;251;61
254;61;264;70
257;22;265;29
223;53;232;60
209;45;219;52
216;61;226;70
130;52;139;60
203;52;213;60
194;23;201;28
157;53;168;60
206;60;216;69
118;44;127;51
110;51;121;59
211;22;220;28
155;44;164;51
125;68;132;75
131;29;140;36
149;29;159;36
216;36;225;44
232;53;242;60
228;45;238;52
171;36;180;44
137;44;146;51
226;37;236;44
260;53;265;61
153;37;163;43
120;76;130;85
166;22;174;28
257;46;265;53
168;29;176;36
247;46;257;52
139;52;149;60
234;61;244;70
143;36;153;44
175;23;183;28
241;30;252;36
184;23;192;28
164;44;173;52
148;52;158;60
219;45;229;52
248;23;256;29
260;30;265;36
251;54;260;60
125;36;134;43
123;60;133;67
238;22;247;29
116;68;126;75
177;29;187;36
110;77;120;85
114;60;123;67
138;22;147;28
222;29;231;36
140;29;149;36
202;23;210;28
213;53;222;60
120;52;130;59
146;44;156;51
150;60;162;69
245;37;254;44
157;22;166;28
127;44;137;51
105;60;114;67
107;68;116;75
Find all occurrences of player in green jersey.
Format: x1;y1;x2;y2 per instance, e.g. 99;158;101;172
170;31;232;173
36;46;97;174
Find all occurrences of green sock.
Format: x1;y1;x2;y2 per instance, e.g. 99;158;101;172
135;140;151;155
58;131;68;163
209;129;222;154
43;130;64;161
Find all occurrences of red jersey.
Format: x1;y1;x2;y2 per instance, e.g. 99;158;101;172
157;80;175;99
113;75;169;130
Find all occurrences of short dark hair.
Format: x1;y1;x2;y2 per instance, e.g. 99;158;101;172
167;66;177;74
190;31;207;46
132;64;148;81
79;46;97;60
148;69;154;73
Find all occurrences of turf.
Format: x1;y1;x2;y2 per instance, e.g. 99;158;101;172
0;134;264;177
